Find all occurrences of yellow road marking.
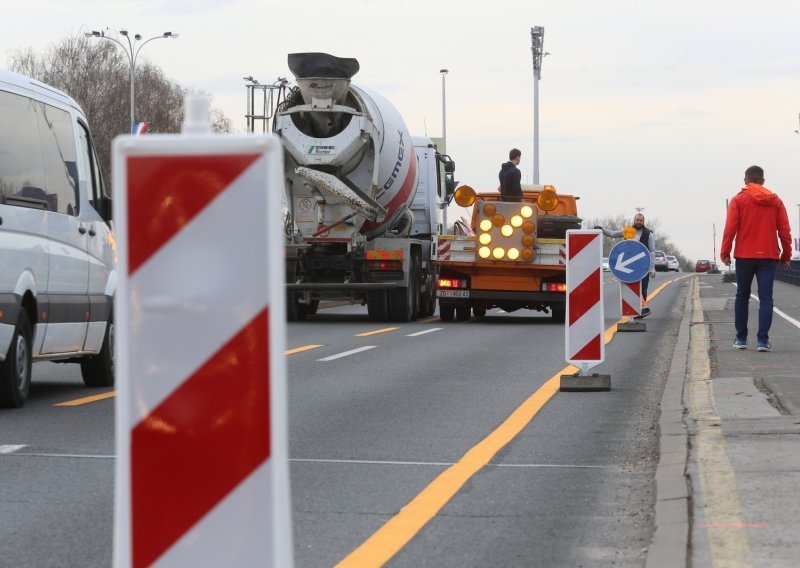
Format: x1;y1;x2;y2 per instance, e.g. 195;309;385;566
420;317;440;324
338;274;685;566
687;279;752;566
286;344;324;355
356;327;399;337
55;391;116;407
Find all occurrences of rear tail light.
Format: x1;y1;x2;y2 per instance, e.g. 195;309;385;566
541;282;567;292
438;278;468;289
368;260;403;271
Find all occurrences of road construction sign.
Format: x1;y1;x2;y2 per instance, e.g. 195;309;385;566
609;239;650;283
112;97;292;568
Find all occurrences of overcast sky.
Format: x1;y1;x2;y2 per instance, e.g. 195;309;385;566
4;0;799;263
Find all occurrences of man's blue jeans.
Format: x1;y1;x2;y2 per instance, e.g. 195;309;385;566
734;258;777;343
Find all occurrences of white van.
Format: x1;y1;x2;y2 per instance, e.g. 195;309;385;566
0;69;116;408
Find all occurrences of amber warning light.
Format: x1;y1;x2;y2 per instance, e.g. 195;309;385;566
475;201;537;262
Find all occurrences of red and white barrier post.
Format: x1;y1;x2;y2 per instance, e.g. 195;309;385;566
561;230;610;391
620;280;642;317
113;96;292;567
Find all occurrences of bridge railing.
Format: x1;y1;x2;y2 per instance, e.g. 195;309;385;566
775;259;800;287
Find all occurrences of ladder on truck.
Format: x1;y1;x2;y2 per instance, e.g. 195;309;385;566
243;76;289;133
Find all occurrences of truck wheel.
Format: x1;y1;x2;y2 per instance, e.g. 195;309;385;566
388;258;419;322
305;300;319;316
287;290;298;321
411;256;422;320
439;304;455;322
473;306;487;318
367;291;390;321
537;215;582;238
551;306;566;323
456;306;472;321
0;310;32;408
81;313;115;388
422;284;437;317
287;291;306;321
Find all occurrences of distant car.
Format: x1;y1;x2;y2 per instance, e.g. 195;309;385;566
695;259;712;272
602;257;610;272
666;255;679;272
654;250;668;272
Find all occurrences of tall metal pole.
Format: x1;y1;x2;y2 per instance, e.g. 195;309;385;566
531;27;545;184
713;223;717;267
440;69;448;155
86;30;178;133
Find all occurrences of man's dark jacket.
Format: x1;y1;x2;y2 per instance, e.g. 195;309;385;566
498;161;522;202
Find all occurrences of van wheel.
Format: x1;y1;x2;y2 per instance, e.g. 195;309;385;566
473;306;487;317
0;310;32;408
456;307;472;321
81;314;115;388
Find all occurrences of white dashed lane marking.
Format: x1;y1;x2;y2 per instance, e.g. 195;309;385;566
406;328;442;337
318;346;377;361
0;445;27;454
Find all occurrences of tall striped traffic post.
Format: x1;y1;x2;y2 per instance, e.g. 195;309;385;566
608;239;651;333
112;96;292;568
561;230;610;391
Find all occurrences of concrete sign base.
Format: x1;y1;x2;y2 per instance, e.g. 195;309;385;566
560;373;611;392
618;321;646;332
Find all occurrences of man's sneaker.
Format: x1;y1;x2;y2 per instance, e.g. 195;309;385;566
733;339;747;349
757;342;772;352
635;307;651;319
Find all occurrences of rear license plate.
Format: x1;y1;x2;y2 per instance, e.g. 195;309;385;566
438;289;470;298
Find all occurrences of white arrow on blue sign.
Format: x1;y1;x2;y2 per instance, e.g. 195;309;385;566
609;239;651;283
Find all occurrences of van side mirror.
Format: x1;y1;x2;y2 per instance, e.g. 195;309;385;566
99;195;113;222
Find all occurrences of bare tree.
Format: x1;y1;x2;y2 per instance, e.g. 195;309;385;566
8;35;232;192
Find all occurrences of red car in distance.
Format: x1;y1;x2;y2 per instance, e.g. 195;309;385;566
695;259;712;272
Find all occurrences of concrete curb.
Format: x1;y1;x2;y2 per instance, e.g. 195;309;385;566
645;278;693;567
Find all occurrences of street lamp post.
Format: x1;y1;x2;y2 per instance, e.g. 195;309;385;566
530;26;547;185
85;29;179;133
439;69;449;155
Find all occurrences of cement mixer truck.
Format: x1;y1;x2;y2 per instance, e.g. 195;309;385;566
253;53;455;321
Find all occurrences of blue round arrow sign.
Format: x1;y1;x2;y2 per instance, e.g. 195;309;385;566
608;240;651;283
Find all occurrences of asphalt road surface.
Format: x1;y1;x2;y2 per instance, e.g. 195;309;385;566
0;272;689;567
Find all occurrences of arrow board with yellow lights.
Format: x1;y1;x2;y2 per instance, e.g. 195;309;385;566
474;201;538;262
608;239;650;283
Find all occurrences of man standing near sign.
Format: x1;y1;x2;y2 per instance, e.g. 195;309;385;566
595;213;656;317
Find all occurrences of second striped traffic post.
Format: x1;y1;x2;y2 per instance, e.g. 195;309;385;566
561;229;610;392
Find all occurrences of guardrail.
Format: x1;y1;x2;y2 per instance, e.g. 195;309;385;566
776;259;800;287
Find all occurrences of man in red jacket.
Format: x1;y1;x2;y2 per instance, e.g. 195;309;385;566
721;165;792;352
